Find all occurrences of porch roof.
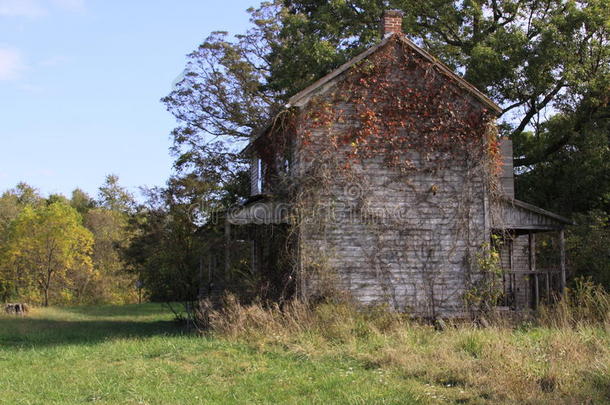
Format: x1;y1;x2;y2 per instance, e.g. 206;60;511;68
492;197;573;232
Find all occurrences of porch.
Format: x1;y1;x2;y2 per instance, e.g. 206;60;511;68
492;198;573;310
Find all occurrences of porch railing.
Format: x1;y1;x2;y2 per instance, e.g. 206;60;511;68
500;269;562;310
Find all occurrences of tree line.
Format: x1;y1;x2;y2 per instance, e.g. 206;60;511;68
0;173;244;307
0;177;138;306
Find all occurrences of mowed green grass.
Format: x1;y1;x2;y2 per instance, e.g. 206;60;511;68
0;304;423;405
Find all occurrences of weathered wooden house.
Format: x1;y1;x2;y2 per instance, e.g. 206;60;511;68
218;10;572;317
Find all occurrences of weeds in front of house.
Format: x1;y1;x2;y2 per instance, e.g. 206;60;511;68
538;278;610;327
197;285;610;404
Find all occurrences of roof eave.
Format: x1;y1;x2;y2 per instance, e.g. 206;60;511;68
396;36;501;115
239;122;273;156
287;35;395;108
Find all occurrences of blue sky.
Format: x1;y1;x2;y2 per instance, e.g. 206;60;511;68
0;0;255;200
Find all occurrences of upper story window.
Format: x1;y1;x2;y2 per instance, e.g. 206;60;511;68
250;156;264;196
249;144;292;196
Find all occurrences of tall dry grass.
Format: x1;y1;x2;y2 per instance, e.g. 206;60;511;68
196;288;610;404
538;278;610;328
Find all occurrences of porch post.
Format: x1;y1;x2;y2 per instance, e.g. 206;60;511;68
225;219;231;277
528;231;536;272
198;255;204;298
530;231;539;308
534;274;539;309
208;254;213;296
251;227;258;275
559;229;566;294
546;272;551;302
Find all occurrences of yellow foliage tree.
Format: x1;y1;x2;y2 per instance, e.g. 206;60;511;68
5;202;94;306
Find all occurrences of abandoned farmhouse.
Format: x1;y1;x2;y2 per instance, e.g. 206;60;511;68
209;10;573;317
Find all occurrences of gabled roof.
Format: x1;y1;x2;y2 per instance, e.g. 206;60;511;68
287;33;502;114
243;32;502;156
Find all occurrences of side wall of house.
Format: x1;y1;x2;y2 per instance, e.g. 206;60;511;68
297;154;487;317
284;39;489;317
291;41;492;317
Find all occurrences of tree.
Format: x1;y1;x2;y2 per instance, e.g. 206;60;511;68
161;2;289;204
0;191;21;239
71;188;96;215
516;103;610;216
0;183;43;301
47;193;70;206
515;100;610;287
124;186;201;303
0;192;20;301
11;182;43;207
83;207;137;304
98;174;135;213
0;183;43;232
567;210;610;288
4;202;94;306
84;177;138;303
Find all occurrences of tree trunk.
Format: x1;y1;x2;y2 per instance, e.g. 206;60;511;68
43;269;52;307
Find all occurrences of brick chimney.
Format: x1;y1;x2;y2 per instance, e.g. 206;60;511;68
381;9;404;37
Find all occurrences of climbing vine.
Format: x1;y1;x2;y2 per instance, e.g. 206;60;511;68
463;239;504;316
254;36;505;316
299;37;501;174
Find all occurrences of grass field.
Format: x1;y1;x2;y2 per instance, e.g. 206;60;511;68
0;304;422;404
0;303;608;404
